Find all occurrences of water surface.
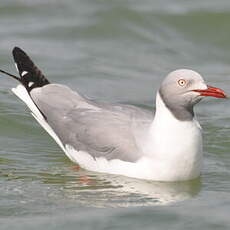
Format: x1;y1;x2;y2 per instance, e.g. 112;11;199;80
0;0;230;229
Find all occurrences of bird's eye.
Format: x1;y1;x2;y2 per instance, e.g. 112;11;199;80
178;79;186;87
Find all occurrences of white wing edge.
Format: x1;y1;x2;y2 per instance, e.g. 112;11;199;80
11;84;76;162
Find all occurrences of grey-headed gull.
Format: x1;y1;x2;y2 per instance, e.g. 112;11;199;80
0;47;226;181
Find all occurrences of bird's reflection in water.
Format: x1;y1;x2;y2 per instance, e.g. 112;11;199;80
46;166;201;207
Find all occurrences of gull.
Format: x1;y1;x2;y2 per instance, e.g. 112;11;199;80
0;47;226;181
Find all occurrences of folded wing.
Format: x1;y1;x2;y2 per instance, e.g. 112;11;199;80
31;84;152;162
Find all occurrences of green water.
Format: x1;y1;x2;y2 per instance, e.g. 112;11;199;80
0;0;230;229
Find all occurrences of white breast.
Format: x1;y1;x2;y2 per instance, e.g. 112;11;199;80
142;92;203;181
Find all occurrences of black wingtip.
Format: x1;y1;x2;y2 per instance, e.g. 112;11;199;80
12;47;29;66
13;46;24;55
12;47;50;92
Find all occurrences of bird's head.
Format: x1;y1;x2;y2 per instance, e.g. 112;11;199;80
159;69;227;120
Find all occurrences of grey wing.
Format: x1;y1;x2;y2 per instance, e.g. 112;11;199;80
31;84;153;162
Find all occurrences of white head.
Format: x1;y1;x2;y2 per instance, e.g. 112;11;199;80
159;69;226;121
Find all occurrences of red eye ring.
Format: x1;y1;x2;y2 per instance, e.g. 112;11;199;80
178;79;186;86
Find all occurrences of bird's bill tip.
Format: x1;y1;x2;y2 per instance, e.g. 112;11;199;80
193;85;227;98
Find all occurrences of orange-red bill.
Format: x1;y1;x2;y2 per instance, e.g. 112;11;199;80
193;85;227;98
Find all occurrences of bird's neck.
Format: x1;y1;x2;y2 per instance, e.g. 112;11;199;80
158;88;194;121
150;92;201;139
143;92;203;181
